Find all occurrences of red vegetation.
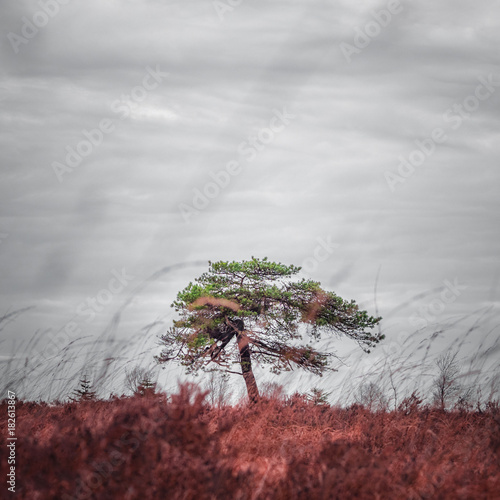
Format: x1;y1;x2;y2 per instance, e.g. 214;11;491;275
1;386;499;499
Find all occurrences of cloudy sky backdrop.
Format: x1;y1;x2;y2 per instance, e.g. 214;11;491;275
1;0;499;400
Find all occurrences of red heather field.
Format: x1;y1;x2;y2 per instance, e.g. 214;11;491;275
1;385;499;500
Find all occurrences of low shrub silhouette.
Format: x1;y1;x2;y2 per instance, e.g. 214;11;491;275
1;385;499;499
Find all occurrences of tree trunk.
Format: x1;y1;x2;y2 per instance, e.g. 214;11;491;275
230;318;259;403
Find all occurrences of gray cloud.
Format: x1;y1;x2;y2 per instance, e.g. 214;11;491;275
1;0;499;399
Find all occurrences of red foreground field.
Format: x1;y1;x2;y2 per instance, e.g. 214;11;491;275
1;385;499;499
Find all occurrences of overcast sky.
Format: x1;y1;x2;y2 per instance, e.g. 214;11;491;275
1;0;499;400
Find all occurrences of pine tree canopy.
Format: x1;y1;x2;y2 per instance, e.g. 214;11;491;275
155;257;383;387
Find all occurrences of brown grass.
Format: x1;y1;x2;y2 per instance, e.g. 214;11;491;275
1;385;499;499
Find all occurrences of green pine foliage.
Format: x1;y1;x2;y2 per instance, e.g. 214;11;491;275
69;375;97;402
156;257;383;397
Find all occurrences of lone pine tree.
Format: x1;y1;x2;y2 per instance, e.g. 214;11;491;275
156;257;383;402
69;374;97;402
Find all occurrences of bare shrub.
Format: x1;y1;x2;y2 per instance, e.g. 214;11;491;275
432;352;462;409
354;382;388;411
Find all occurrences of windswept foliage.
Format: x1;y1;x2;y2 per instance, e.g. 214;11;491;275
156;257;382;400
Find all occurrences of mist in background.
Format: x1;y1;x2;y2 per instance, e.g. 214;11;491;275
1;0;499;402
